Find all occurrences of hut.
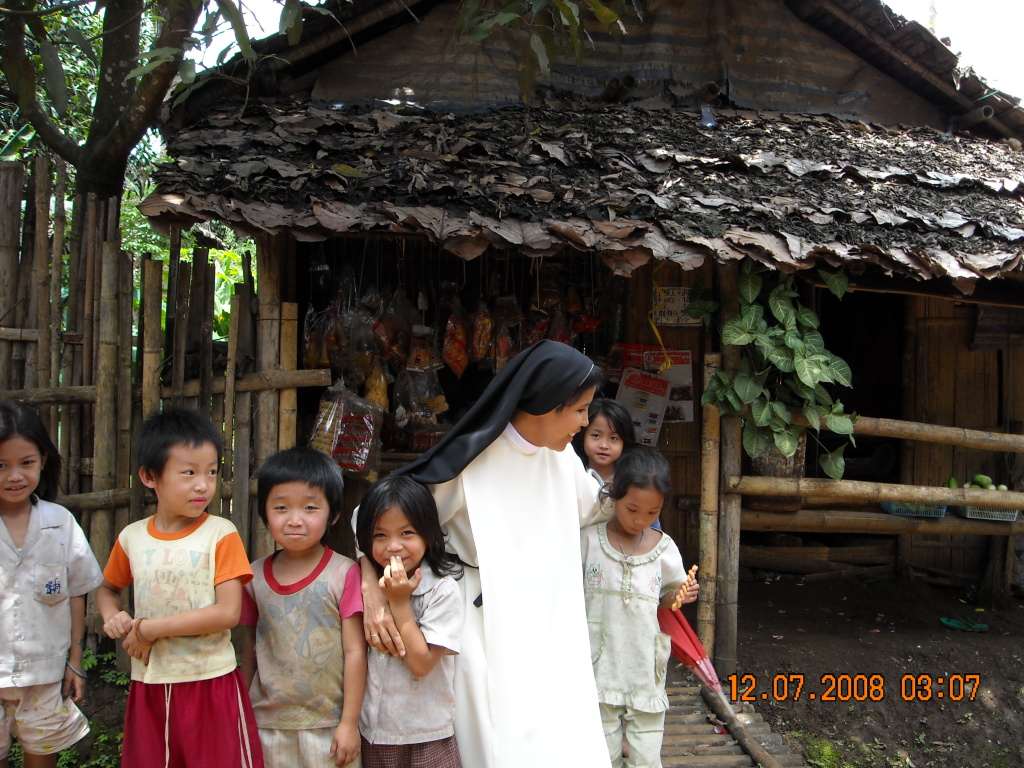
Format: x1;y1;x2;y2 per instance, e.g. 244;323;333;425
5;0;1024;671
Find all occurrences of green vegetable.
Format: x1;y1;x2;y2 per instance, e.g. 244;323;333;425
972;474;992;487
987;484;997;490
946;476;959;488
997;484;1008;491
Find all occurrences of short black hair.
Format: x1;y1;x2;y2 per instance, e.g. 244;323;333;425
256;447;345;526
136;407;223;478
572;397;637;464
0;401;63;501
605;446;672;501
355;475;462;580
558;364;605;411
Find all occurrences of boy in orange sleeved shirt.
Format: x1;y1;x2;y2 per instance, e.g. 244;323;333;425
96;408;263;768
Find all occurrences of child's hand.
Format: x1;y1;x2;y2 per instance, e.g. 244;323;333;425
378;556;421;601
102;610;134;639
671;565;700;611
63;665;86;703
330;721;360;766
122;622;153;665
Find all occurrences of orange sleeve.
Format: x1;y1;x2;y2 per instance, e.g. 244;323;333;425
214;530;254;586
102;538;133;589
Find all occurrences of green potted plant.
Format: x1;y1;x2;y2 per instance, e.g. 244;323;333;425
687;259;857;479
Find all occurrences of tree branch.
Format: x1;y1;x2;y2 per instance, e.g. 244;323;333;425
0;0;93;18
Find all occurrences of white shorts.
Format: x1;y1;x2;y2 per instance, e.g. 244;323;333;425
0;682;89;758
259;726;362;768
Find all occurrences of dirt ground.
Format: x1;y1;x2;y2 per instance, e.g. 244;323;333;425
71;574;1024;768
733;572;1024;768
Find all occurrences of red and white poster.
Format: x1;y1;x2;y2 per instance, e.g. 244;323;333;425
642;349;694;423
615;367;670;447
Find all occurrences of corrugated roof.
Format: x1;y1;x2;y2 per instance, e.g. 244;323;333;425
143;98;1024;295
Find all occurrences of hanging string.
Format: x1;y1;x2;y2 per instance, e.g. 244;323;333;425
647;261;673;375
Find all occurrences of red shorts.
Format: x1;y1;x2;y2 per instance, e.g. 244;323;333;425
121;669;263;768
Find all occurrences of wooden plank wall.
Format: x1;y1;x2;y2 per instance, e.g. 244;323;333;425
901;296;1012;577
621;258;714;567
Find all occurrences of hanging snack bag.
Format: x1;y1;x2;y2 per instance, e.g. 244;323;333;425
309;383;383;481
442;298;470;378
547;308;573;346
471;301;494;364
344;307;377;390
364;359;389;413
303;305;333;369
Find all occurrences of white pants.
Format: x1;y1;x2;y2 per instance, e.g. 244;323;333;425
599;702;665;768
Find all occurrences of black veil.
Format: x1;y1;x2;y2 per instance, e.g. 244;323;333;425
394;340;596;485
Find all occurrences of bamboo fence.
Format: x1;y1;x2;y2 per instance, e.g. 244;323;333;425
0;158;329;632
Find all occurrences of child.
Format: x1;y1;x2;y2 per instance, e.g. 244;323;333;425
354;475;464;768
95;407;263;768
0;402;103;768
574;398;637;485
581;447;699;768
240;448;365;768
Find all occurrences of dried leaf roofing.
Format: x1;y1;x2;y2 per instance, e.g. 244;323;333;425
144;98;1024;296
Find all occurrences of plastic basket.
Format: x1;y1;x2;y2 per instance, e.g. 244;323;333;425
880;501;947;518
952;505;1020;522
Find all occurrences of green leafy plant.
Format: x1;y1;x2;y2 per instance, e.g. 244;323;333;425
687;259;856;479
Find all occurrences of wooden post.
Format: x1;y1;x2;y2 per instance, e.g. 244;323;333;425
714;260;741;677
116;248;134;537
0;162;25;392
697;352;721;658
279;302;299;449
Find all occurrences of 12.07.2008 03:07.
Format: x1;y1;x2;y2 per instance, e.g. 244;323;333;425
726;673;981;702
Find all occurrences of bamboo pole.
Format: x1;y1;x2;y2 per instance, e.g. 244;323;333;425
0;385;97;404
0;162;24;392
165;228;181;387
160;369;332;398
90;239;119;571
193;250;212;416
726;475;1024;511
852;415;1024;453
279;302;299;449
222;292;242;522
171;260;191;407
741;507;1024;536
50;163;66;399
115;248;134;536
31;155;50;397
57;477;256;513
141;259;164;420
714;261;741;678
0;328;40;341
253;234;281;558
233;274;255;553
697;352;720;658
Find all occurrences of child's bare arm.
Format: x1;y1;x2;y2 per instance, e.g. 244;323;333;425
381;559;447;678
62;595;87;703
96;579;133;638
331;615;366;766
126;577;244;645
240;624;257;688
361;556;404;657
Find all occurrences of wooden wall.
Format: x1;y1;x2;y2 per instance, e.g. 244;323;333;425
900;296;1023;577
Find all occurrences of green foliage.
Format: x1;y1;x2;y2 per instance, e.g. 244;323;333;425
689;259;857;479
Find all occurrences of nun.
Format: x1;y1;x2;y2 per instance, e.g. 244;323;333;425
359;340;613;768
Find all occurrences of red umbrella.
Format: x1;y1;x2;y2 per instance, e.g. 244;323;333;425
657;606;721;692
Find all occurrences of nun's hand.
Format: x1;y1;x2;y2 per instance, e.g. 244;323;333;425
361;557;405;656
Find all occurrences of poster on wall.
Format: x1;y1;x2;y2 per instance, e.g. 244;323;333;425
649;287;703;327
642;350;695;423
615;367;670;447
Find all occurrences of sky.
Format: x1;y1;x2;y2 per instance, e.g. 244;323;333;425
881;0;1024;98
209;0;1024;98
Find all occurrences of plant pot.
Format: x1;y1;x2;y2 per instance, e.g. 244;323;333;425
748;434;806;512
